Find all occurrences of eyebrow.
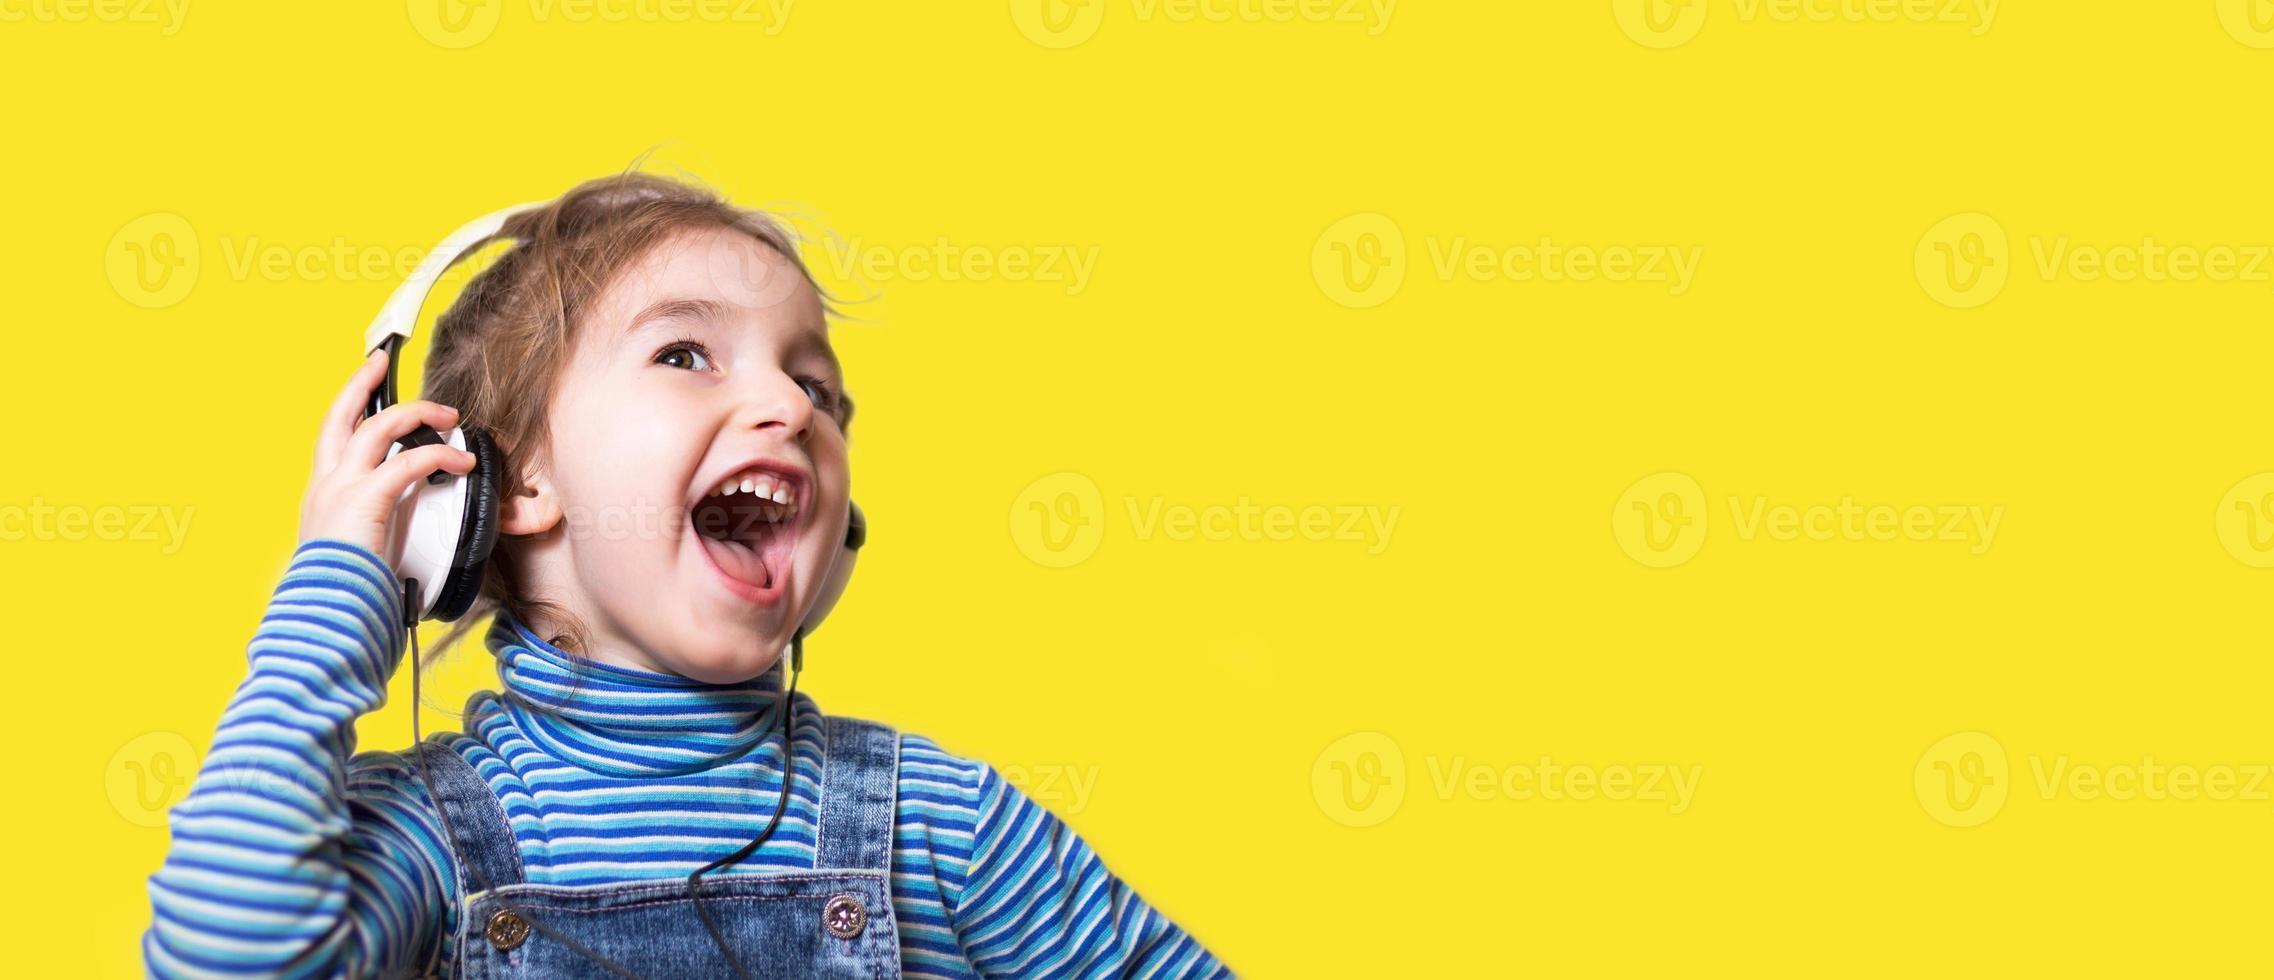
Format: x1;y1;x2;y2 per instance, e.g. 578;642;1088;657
627;297;734;333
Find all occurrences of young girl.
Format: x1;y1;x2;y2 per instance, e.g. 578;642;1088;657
141;173;1231;978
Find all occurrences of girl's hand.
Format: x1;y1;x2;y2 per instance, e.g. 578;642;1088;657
298;350;479;558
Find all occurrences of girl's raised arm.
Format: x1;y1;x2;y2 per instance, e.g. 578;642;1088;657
144;540;462;976
143;354;480;977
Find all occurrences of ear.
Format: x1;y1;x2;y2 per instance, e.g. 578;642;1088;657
499;455;562;536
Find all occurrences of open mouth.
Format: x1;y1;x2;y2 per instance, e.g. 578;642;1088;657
689;467;802;598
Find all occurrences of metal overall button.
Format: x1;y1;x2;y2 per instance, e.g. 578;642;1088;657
486;908;531;951
821;893;867;939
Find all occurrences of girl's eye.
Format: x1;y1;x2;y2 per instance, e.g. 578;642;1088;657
796;376;839;414
654;341;713;372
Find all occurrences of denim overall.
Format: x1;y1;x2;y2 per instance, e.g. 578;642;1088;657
419;715;905;979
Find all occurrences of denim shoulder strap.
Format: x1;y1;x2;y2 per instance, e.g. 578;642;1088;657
815;715;900;873
415;738;526;892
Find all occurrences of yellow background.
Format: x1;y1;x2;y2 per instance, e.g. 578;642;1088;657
10;1;2274;975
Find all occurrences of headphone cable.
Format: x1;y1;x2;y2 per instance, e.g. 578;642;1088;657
686;631;804;980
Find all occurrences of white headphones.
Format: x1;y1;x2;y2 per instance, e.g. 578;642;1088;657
364;203;864;634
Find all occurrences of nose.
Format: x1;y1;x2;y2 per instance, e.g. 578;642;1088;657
734;368;816;442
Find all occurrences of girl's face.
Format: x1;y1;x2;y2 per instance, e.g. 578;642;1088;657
509;226;852;683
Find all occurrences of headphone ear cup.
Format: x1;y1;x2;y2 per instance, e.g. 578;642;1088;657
798;501;863;639
431;426;502;623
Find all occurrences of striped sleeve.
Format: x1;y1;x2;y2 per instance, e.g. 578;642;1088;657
946;761;1233;978
143;539;458;978
892;735;986;977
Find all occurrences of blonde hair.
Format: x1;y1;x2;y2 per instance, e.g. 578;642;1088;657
418;168;840;667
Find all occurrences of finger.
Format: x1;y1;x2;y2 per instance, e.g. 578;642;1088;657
343;400;463;474
315;350;391;476
365;444;480;505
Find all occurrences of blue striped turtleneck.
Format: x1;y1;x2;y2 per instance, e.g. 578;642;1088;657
141;538;1231;978
491;614;789;778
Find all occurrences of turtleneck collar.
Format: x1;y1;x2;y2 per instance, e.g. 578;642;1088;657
485;613;789;779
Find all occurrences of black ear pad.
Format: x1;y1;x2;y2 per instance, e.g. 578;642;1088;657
431;426;503;622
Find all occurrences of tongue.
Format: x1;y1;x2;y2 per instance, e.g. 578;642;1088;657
699;531;773;588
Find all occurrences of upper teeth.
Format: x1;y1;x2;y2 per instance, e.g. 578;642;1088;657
709;471;798;507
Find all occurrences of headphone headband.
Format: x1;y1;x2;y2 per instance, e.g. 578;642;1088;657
363;203;544;354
